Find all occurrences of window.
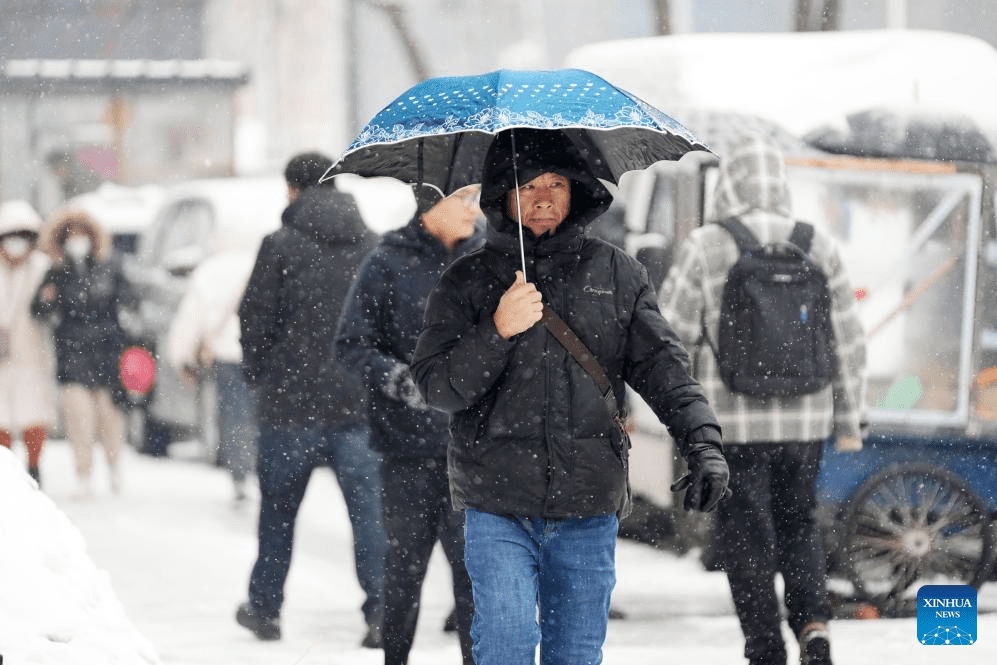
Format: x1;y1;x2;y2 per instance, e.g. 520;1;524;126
788;164;983;427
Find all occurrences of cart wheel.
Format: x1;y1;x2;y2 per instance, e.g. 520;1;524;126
841;463;995;613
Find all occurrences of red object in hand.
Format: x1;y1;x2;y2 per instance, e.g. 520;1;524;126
120;346;156;394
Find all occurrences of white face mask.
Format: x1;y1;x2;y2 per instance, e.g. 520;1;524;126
1;236;31;259
64;234;92;261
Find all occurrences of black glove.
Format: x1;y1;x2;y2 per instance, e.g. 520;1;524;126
670;425;732;512
382;363;428;410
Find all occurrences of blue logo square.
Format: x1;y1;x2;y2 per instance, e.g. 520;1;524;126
918;584;977;645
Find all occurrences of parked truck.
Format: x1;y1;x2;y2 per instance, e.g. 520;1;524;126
567;29;997;615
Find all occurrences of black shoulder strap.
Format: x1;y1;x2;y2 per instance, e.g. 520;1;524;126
720;217;815;256
474;248;619;414
541;306;619;416
717;217;761;253
788;221;815;254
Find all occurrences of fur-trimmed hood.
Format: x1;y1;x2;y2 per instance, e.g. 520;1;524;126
39;207;112;264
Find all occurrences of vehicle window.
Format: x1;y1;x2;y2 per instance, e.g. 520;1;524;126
975;190;997;421
787;164;983;427
150;199;215;268
112;232;140;255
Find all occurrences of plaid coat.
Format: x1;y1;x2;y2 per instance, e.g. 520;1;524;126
659;134;866;444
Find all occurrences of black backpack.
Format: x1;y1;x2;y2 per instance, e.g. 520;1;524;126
707;217;836;398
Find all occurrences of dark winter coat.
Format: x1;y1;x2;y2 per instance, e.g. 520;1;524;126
410;130;719;519
239;186;378;427
31;211;134;389
335;216;483;459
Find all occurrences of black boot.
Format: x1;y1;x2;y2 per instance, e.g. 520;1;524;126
28;465;41;487
236;602;280;640
361;621;383;648
799;624;832;665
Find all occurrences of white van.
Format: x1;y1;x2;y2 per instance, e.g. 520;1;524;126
123;177;286;454
125;174;414;456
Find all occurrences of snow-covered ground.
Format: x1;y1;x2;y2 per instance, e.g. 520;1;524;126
2;440;996;664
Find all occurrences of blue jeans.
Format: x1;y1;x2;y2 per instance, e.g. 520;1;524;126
249;421;385;625
215;362;258;484
463;509;618;665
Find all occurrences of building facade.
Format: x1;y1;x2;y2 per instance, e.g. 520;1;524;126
2;0;995;211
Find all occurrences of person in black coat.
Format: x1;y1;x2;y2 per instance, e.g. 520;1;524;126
335;184;482;665
409;129;730;664
235;152;386;647
32;208;136;496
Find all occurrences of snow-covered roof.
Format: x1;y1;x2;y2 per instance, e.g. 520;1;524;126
0;59;249;90
564;30;997;140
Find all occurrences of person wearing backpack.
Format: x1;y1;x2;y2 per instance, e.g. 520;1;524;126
659;133;867;665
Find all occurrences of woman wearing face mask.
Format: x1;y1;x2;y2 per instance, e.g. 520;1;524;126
32;208;135;497
0;200;57;485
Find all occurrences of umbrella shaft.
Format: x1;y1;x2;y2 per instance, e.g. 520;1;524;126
511;130;528;277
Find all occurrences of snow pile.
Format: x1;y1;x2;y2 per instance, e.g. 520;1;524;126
0;447;160;665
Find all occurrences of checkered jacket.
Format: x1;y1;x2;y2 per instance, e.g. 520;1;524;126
658;135;867;444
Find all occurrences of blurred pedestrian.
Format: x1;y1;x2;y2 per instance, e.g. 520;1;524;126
0;200;56;486
235;152;386;646
410;128;729;665
335;183;483;665
659;133;867;665
167;248;259;503
32;208;136;497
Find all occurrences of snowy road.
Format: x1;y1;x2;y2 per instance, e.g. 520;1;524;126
36;440;997;664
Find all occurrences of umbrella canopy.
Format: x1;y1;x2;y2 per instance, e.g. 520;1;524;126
322;68;712;195
804;107;997;164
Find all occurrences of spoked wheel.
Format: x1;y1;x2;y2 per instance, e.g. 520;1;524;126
841;463;995;614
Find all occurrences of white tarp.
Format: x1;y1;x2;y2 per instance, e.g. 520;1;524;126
565;29;997;139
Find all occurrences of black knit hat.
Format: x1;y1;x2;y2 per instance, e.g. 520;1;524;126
412;183;445;216
284;151;334;191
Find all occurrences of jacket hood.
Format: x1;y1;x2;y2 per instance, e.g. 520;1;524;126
711;132;792;220
283;185;372;247
0;199;43;240
381;215;427;253
479;128;613;241
39;207;111;263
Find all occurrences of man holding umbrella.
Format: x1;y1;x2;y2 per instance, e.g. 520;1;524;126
410;128;730;664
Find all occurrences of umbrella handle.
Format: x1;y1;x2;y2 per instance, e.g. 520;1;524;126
510;130;528;277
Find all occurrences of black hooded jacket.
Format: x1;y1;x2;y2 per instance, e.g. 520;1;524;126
335;215;482;459
239;186;378;426
31;210;136;389
410;130;718;518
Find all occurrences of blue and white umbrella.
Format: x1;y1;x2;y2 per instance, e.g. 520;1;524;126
323;68;712;194
323;68;712;272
